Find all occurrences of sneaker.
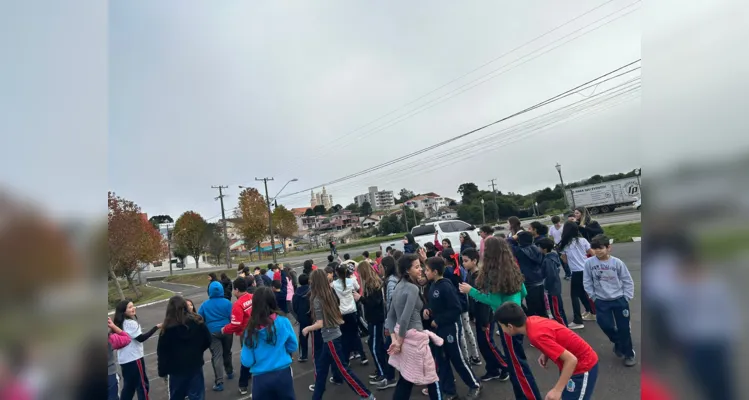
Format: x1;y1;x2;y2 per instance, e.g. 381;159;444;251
421;388;429;396
568;322;584;330
623;350;637;367
239;387;248;395
470;356;482;366
498;371;510;381
480;372;502;382
369;372;380;380
613;345;624;359
360;358;369;365
369;375;384;385
350;353;361;360
496;330;502;336
375;378;397;390
564;276;572;280
329;377;343;385
582;312;596;321
308;384;315;392
212;383;224;392
298;356;308;363
466;386;482;399
226;372;234;380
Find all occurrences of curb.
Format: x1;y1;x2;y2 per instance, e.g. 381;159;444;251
632;237;641;242
107;284;176;316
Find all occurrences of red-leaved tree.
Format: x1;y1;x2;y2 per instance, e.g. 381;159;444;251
173;211;207;269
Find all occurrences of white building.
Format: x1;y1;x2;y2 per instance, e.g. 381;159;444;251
310;187;333;209
404;194;449;218
354;186;395;210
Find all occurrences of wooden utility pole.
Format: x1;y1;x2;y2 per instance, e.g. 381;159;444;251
212;185;232;269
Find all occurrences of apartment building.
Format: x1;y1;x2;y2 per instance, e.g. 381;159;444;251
354;186;395;210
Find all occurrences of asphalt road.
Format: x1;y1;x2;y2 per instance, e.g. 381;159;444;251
124;242;641;400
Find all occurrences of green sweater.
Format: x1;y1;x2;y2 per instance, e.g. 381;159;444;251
468;283;527;312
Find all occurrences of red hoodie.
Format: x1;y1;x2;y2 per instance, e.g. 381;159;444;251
223;292;253;336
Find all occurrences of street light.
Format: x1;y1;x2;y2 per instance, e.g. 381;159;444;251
239;178;298;264
634;168;642;194
480;198;486;225
555;163;571;210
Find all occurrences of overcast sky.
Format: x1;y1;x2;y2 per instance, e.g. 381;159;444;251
107;0;643;221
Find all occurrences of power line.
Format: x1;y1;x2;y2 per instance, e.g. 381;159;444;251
279;60;640;200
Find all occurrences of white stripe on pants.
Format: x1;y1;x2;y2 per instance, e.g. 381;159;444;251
460;312;480;360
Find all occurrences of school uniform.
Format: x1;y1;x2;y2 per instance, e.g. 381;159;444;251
118;320;159;400
292;285;311;360
241;314;298;400
427;277;480;396
514;232;547;319
332;277;368;363
526;316;599;400
157;318;212;400
445;262;480;363
360;284;394;381
466;269;510;380
561;238;596;324
543;251;569;326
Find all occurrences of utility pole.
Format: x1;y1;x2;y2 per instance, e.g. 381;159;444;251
256;177;277;264
166;224;173;276
212;185;232;270
488;179;498;204
403;204;409;232
555;163;571;210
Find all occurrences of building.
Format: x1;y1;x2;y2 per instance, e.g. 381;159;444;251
310;187;333;209
354;186;395;210
404;194;449;218
359;216;381;229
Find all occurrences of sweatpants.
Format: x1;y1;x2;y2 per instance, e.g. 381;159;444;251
108;373;119;400
562;363;598;400
119;358;149;400
341;312;367;361
499;333;542;400
209;332;233;385
167;367;205;400
561;259;572;278
545;293;569;326
594;297;634;357
476;321;509;376
313;330;343;383
525;284;548;318
570;271;595;324
312;336;371;400
238;366;251;390
367;322;394;380
433;321;480;395
252;367;295;400
393;377;441;400
459;312;480;360
298;321;310;360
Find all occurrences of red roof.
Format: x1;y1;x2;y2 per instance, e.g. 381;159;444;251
290;207;308;216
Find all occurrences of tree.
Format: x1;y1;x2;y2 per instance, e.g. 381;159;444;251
204;223;226;264
173;211;207;269
148;214;173;230
378;214;404;235
345;203;360;213
236;188;269;259
313;205;326;215
458;183;479;202
361;201;373;216
330;204;343;213
304;208;314;216
397;188;415;204
273;205;299;251
401;208;425;228
108;192;165;300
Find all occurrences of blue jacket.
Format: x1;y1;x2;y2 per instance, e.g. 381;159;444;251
198;282;232;333
241;315;298;375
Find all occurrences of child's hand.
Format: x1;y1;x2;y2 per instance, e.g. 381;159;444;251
458;282;472;294
417;248;427;262
422;309;430;320
302;327;310;336
537;353;549;368
353;292;361;301
107;317;116;329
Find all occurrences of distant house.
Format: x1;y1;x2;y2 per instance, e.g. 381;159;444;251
360;216;381;229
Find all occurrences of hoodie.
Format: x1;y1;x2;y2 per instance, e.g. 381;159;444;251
360;285;385;324
241;314;298;376
513;231;545;286
292;285;311;325
157;318;211;377
403;233;417;254
427;277;462;329
199;282;233;333
542;251;563;297
466;269;492;328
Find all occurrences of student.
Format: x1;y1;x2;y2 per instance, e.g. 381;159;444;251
403;234;417;254
458;232;477;254
385;246;393;257
433;232;453;252
237;263;246;278
374;250;383;268
259;268;272;288
362;251;373;264
292;274;312;362
303;269;374;400
479;225;495;260
220;273;234;300
157;296;212;400
440;248;480;365
573;207;604;242
424;257;482;399
559;221;596;329
332;263;369;366
529;221;549;244
327;255;337;270
266;263;277;281
303;259;315;275
584;234;636;367
358;261;396;389
285;266;297;315
272;280;289;313
461;247;510;383
549;216;572;280
392;250;404;262
221;277;254;395
198;281;234;392
424;242;437;258
513;231;547;318
385;252;442;399
537;237;569;326
108;317;130;400
496;302;599;400
208;272;218;295
507;216;523;246
113;300;161;400
241;287;298;400
459;236;542;400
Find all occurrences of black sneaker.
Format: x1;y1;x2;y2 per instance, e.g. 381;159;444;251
298;356;308;363
329;377;343;385
375;378;397;390
466;386;482;399
470;356;482;366
368;372;380;380
498;371;510;381
613;345;624;359
480;372;501;382
239;387;248;395
369;375;385;385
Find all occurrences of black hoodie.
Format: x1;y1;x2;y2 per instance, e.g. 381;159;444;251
542;251;563;297
427;277;462;329
360;286;386;325
157;318;211;377
292;285;312;325
513;231;545;286
466;269;492;328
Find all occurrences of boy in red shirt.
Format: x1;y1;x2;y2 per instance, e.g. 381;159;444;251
496;302;599;400
221;277;253;394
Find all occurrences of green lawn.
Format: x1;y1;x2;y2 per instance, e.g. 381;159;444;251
108;281;172;309
605;222;642;243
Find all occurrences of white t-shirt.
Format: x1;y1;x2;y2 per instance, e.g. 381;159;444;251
117;319;145;364
561;238;591;272
332;278;359;315
548;224;562;244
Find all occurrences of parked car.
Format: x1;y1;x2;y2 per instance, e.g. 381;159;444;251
380;220;482;254
634;197;641;210
171;258;185;269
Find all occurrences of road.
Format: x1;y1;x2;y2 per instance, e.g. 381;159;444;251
144;210;641;279
124;242;641;399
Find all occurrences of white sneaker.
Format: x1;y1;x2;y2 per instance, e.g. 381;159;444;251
582;312;596;321
568;322;584;330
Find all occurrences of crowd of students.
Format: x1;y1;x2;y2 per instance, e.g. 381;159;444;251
106;205;636;400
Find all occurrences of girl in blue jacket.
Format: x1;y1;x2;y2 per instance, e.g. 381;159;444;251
241;287;299;399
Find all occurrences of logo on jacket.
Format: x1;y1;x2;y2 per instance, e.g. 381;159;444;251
433;290;440;298
566;379;575;392
622;309;629;318
447;334;454;343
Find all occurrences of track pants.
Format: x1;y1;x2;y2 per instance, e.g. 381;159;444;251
525;283;548;318
561;363;598;400
312;337;371;400
476;321;508;376
459;312;480;360
238;366;251;390
545;293;569;326
594;298;634;357
298;321;310;360
393;377;441;400
119;358;149;400
499;333;542;400
209;332;233;385
168;367;205;400
341;312;367;361
367;322;394;380
252;367;295;400
313;330;343;383
570;271;595;324
108;373;119;400
433;321;480;395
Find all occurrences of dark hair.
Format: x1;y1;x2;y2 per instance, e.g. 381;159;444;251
298;273;309;286
459;232;477;249
508;216;522;233
516;231;534;246
113;299;134;330
424;242;435;251
362;251;370;258
244;287;280;348
303;259;314;274
496;233;506;239
393;250;403;261
425;257;446;276
381;256;397;278
536;237;556;253
163;295;198;331
551;215;561;224
220;273;231;283
376;250;382;258
327;255;335;263
559;221;582;251
441;238;452;248
208;272;218;281
397;254;419;283
233;277;248;293
272;280;282;290
335;264;349;289
244;274;255;288
494;301;527;327
343;253;351;260
404;233;416;246
590;234;611;249
386;246;393;253
530;221;548;236
254;266;261;272
480;225;495;235
461;247;480;262
441;248;457;265
284;266;298;287
267;263;275;271
260;268;267;275
242;266;250;275
324;265;336;275
237;262;246;272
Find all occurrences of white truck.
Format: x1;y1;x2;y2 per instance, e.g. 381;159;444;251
379;219;483;254
565;177;641;214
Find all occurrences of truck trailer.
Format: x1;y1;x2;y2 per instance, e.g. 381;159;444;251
564;177;641;215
